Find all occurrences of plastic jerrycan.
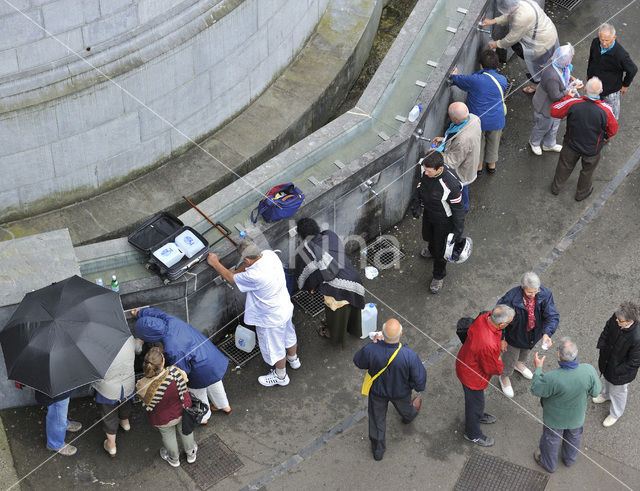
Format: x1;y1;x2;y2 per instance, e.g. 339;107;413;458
235;324;256;353
360;303;378;339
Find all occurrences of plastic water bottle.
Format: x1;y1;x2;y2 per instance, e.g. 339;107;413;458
110;275;119;292
235;324;256;353
360;303;378;339
239;231;246;240
541;339;550;350
407;105;422;122
95;278;104;287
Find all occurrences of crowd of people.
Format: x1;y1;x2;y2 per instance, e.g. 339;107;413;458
29;1;638;476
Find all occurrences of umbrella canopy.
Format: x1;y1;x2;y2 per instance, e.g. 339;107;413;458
0;275;131;397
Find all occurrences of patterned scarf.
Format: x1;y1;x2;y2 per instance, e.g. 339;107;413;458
137;366;188;412
523;290;536;332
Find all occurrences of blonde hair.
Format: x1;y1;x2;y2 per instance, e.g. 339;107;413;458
143;347;165;377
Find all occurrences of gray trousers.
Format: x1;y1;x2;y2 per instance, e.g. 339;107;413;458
501;344;530;377
157;419;196;460
603;91;620;120
539;425;583;472
601;379;628;418
551;145;602;199
530;112;561;147
368;393;418;459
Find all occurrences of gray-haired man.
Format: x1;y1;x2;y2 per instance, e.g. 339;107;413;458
207;241;301;387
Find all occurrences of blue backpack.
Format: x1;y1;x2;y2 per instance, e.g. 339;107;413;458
250;183;305;223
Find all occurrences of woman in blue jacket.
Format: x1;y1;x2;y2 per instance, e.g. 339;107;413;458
133;308;230;423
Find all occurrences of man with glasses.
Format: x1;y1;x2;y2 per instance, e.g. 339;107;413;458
593;302;640;427
496;272;559;398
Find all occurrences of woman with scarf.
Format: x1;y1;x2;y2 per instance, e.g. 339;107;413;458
295;218;365;347
529;44;582;156
136;347;197;467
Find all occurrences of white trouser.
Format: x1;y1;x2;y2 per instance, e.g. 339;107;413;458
601;379;628;418
189;380;229;423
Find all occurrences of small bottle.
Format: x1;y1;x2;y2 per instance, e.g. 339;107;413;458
110;275;119;293
407;105;422;122
239;231;246;240
541;339;550;350
95;277;104;287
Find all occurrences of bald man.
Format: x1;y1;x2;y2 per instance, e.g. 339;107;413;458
353;319;426;460
432;102;481;211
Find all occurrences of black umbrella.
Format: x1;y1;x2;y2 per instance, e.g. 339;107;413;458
0;275;131;397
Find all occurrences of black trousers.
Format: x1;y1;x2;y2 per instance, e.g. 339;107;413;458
422;217;453;280
368;393;418;459
551;144;602;199
462;384;485;440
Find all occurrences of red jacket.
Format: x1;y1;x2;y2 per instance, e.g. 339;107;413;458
456;313;503;390
550;94;618;156
148;380;192;427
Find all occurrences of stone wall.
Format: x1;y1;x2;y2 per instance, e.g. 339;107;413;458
0;0;330;222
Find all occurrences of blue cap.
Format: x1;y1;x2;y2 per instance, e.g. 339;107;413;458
369;302;374;307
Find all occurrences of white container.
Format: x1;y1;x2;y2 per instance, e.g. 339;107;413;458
407;105;422;122
153;242;184;268
174;230;205;258
235;324;256;353
360;302;378;339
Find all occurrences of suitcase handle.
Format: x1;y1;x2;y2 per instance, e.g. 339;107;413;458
187;257;200;268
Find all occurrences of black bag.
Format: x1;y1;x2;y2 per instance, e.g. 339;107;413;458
181;395;209;436
456;311;490;344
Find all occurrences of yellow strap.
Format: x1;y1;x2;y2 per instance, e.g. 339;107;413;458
483;72;507;115
361;343;402;396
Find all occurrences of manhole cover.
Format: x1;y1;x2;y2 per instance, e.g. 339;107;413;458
181;433;243;489
217;335;261;367
455;452;548;491
549;0;583;10
292;290;325;317
364;236;404;269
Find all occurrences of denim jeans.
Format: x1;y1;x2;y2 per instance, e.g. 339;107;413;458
46;397;70;450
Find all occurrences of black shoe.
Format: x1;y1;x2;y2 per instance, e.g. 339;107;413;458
486;166;496;174
479;413;496;424
373;451;384;461
464;434;495;447
550;184;559;196
429;278;443;294
575;186;594;201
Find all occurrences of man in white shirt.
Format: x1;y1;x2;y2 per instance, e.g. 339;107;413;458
207;241;301;387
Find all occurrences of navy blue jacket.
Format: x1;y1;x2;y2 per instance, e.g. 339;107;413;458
450;69;507;131
353;341;426;399
135;308;228;389
498;286;559;349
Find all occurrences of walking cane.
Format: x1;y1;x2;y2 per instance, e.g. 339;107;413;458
182;196;238;247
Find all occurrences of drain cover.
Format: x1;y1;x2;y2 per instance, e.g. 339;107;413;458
181;433;243;489
292;290;325;317
364;236;404;269
455;452;548;491
549;0;583;10
217;335;261;367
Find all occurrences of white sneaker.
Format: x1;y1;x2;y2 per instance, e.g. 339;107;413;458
542;144;562;152
287;355;301;370
186;443;198;464
603;415;618;427
514;365;533;380
592;394;608;404
529;141;542;156
160;447;180;467
499;376;514;398
258;369;290;387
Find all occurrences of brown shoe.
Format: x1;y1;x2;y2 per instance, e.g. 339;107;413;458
47;443;77;456
412;396;422;411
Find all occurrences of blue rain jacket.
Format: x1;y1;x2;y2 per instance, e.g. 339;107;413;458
135;308;228;389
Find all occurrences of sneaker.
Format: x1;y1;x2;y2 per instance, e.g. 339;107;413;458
258;369;290;387
66;421;82;432
529;141;542;156
542;144;562;152
479;413;497;424
119;420;131;432
287;355;301;370
464;434;494;447
429;278;443;294
186;443;198;464
592;394;609;404
603;415;618;427
419;247;432;258
514;365;533;380
47;443;77;456
499;376;514;398
160;447;180;467
103;440;116;457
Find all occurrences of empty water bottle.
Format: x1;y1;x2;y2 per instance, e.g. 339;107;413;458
111;275;119;293
361;303;378;339
541;339;550;350
408;105;422;122
95;278;104;287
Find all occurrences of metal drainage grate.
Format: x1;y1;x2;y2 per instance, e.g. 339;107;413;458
292;290;325;317
364;236;405;269
549;0;583;10
217;335;261;367
455;452;549;491
181;433;243;489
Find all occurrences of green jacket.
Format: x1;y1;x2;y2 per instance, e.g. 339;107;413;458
530;364;602;429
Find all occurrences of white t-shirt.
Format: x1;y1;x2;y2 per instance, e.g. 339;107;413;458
234;250;293;328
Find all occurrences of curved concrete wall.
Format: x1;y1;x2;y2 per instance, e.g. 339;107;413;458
0;0;330;222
